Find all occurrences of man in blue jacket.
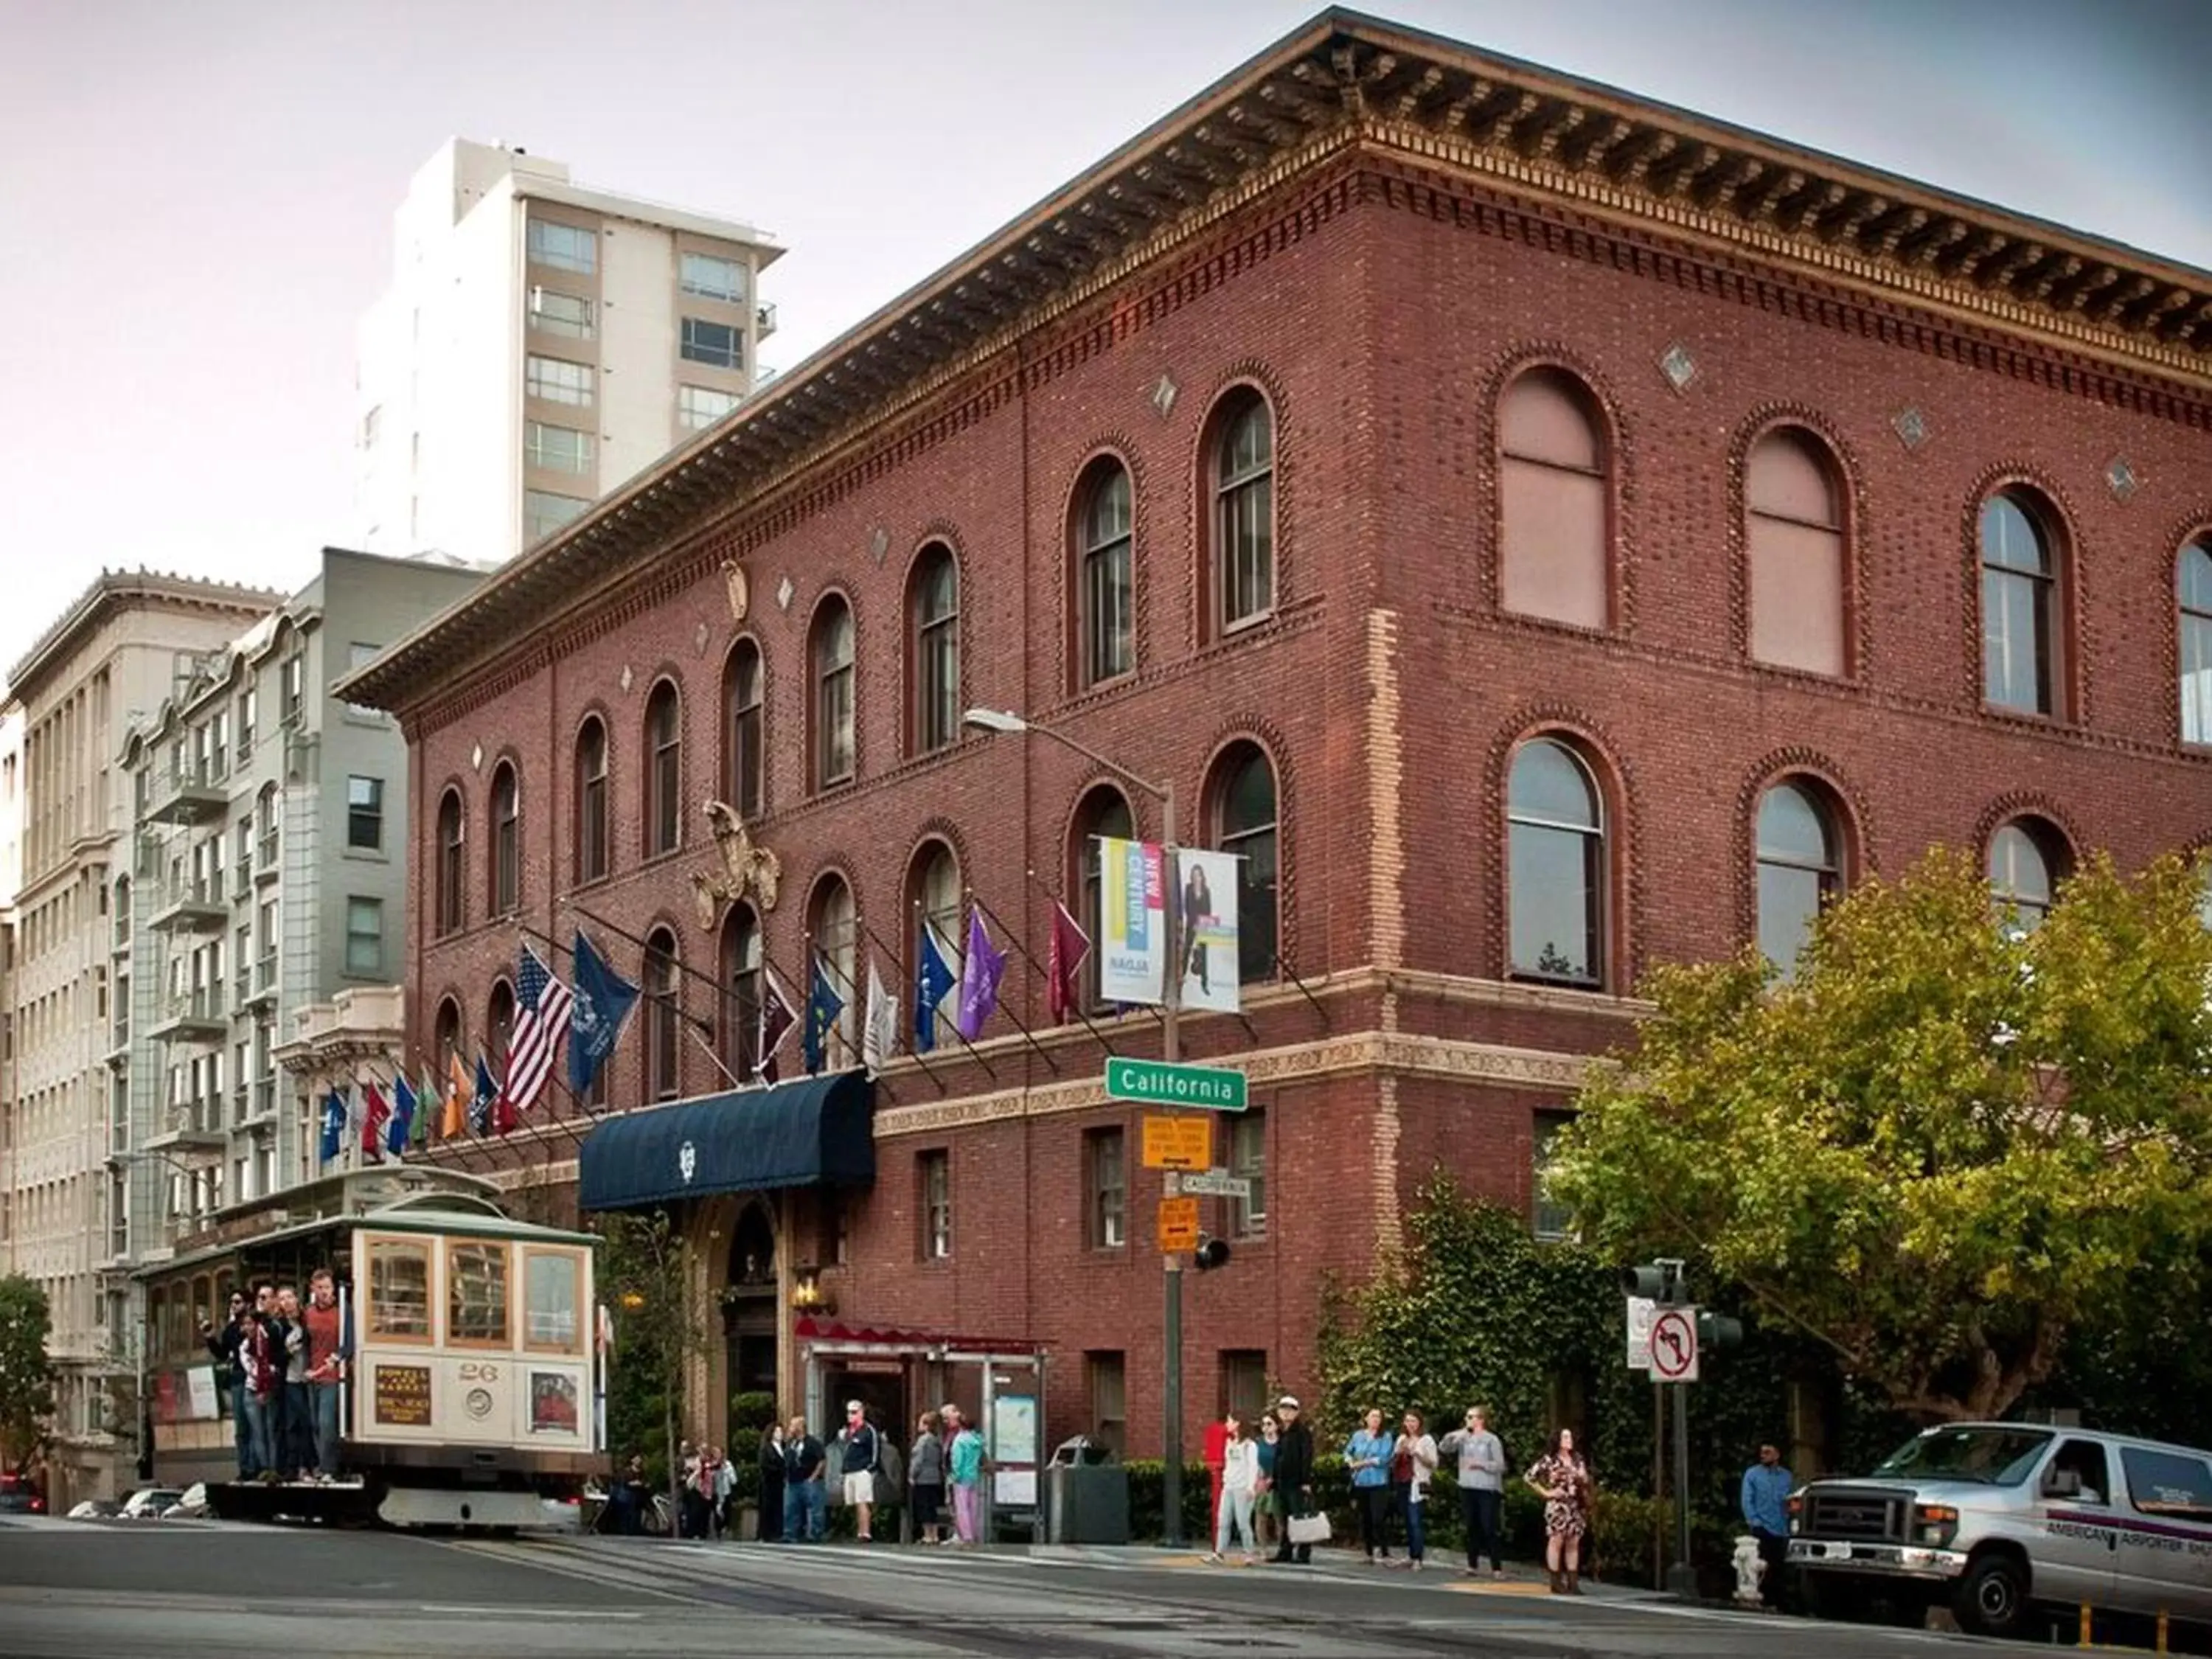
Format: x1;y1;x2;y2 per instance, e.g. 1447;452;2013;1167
1739;1441;1794;1607
838;1401;880;1543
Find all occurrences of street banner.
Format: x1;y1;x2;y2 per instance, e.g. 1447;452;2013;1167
1174;847;1241;1015
1098;836;1168;1005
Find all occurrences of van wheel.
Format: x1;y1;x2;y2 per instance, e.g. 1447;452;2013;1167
1954;1554;2028;1638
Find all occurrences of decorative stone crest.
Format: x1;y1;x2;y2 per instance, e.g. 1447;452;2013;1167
775;575;795;613
1150;372;1180;418
619;664;634;693
721;560;751;622
470;742;483;771
1892;406;1930;451
2106;456;2140;501
694;621;711;653
1659;343;1697;392
689;800;782;928
869;526;891;566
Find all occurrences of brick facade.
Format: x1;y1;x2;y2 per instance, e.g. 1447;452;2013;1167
375;38;2212;1458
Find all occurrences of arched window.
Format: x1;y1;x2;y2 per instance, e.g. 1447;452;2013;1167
574;716;608;883
1498;369;1609;630
1071;785;1135;1009
1989;818;2068;931
1755;781;1842;975
810;877;858;1068
1210;745;1278;984
907;841;962;1037
1980;491;2062;715
1506;737;1605;987
2179;538;2212;745
908;546;959;756
1747;429;1848;676
1210;392;1274;630
723;640;765;820
811;597;855;790
1074;461;1133;687
644;681;682;857
644;928;680;1101
435;788;465;937
487;979;515;1074
434;996;463;1068
489;762;520;916
719;904;761;1083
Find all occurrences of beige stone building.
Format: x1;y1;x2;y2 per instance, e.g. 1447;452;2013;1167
1;571;278;1506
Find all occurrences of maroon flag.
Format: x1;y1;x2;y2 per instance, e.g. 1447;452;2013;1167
361;1082;392;1159
1047;901;1091;1025
756;968;796;1085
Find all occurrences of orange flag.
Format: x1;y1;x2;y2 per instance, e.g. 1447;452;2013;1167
443;1051;469;1140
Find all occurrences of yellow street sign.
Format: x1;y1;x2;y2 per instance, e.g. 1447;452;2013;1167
1141;1114;1212;1171
1158;1195;1201;1251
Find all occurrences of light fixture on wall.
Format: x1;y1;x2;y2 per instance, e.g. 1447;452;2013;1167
790;1263;833;1315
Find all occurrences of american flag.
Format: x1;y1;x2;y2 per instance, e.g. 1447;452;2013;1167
501;945;574;1122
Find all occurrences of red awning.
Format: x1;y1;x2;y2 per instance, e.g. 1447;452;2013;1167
793;1315;1041;1355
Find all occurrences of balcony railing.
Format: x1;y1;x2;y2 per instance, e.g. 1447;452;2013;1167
148;989;226;1041
147;878;226;934
145;766;226;826
255;833;280;879
251;1077;276;1121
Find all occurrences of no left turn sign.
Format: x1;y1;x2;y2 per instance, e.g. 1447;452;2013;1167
1649;1307;1700;1382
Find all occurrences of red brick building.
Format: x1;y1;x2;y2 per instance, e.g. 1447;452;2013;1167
341;12;2212;1458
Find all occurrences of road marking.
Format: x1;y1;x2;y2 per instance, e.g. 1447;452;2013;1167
1441;1579;1557;1596
415;1605;645;1619
448;1539;701;1604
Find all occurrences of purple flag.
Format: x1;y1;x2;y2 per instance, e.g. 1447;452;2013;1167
954;906;1007;1042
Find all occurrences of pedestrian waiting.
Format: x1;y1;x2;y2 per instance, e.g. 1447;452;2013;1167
1346;1408;1396;1564
1206;1413;1260;1565
1437;1405;1508;1578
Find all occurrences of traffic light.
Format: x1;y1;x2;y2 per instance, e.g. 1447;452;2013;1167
1193;1236;1231;1271
1697;1311;1743;1350
1621;1262;1686;1304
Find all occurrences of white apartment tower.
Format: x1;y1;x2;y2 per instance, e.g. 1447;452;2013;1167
355;139;782;565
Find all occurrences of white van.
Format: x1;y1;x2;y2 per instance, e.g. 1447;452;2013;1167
1787;1422;2212;1638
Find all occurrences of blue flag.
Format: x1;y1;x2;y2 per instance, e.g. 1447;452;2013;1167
388;1074;417;1155
802;958;844;1076
319;1089;347;1164
568;929;640;1098
914;925;957;1054
470;1056;498;1135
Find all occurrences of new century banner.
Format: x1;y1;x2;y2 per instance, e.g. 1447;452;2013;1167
1099;836;1167;1004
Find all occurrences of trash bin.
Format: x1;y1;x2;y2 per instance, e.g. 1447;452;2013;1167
1045;1436;1129;1545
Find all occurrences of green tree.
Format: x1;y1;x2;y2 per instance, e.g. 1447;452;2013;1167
1551;849;2212;1423
597;1210;704;1531
0;1275;58;1472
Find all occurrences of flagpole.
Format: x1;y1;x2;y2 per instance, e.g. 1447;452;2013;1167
982;879;1124;1058
849;909;947;1091
1270;950;1332;1029
557;906;751;1042
1020;867;1169;1040
961;888;1059;1075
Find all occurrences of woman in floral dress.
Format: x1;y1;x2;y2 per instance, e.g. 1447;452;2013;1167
1524;1427;1593;1594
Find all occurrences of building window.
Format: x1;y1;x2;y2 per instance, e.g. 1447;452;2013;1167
1221;1349;1269;1426
2180;538;2212;745
345;642;386;721
1756;781;1842;977
524;490;588;543
1498;368;1609;629
919;1150;952;1260
1747;428;1848;676
1075;461;1134;687
1086;1351;1127;1455
527;218;597;274
529;288;594;340
811;596;855;790
723;640;764;821
1210;391;1275;630
720;904;761;1083
1534;1109;1573;1240
575;717;608;883
1506;737;1604;987
1989;818;2068;931
1072;786;1135;1010
1211;744;1278;984
1229;1107;1266;1237
525;355;594;407
679;252;747;302
644;928;680;1102
488;978;515;1073
908;841;961;1041
645;681;681;858
678;384;741;431
344;897;383;977
680;318;742;371
489;762;520;916
1085;1127;1126;1249
908;544;959;755
435;788;465;937
811;875;858;1065
434;997;463;1069
525;420;593;475
1980;490;2061;715
346;776;383;851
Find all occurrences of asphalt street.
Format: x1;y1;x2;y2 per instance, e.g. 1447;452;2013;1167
0;1514;2080;1659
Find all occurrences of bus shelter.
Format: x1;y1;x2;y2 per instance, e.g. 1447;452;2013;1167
794;1315;1046;1543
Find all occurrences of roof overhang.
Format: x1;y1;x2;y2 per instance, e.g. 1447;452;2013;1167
335;7;2212;721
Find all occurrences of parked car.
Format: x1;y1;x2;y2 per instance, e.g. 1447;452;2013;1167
1789;1422;2212;1639
0;1475;44;1515
66;1499;118;1520
161;1484;210;1520
119;1488;184;1520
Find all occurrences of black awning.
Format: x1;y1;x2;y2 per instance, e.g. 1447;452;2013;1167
577;1072;874;1213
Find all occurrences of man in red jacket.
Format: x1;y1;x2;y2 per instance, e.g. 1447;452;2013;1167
302;1268;351;1481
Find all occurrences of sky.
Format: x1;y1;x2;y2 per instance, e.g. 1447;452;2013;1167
2;0;2206;684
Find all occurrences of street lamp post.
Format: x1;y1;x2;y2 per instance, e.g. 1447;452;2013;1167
965;709;1189;1545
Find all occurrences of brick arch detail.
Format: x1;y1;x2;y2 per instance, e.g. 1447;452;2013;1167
803;582;863;791
1731;748;1878;946
2157;507;2212;748
1475;344;1639;636
1062;438;1153;698
1724;405;1873;677
1483;704;1644;990
1060;776;1143;894
1959;463;2090;723
1186;360;1295;647
1972;790;2087;872
1197;715;1299;977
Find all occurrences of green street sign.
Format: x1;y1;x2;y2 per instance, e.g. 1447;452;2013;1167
1104;1057;1247;1112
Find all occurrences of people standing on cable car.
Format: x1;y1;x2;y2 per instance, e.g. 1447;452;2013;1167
302;1268;350;1481
237;1284;280;1482
201;1290;254;1480
274;1286;311;1479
